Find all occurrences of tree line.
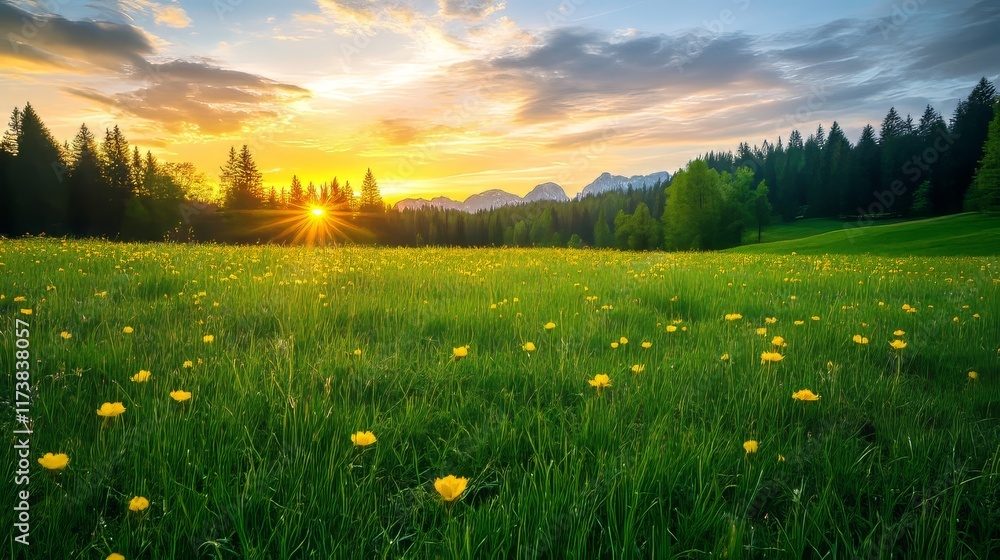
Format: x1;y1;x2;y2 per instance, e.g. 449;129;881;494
380;77;999;250
1;76;997;247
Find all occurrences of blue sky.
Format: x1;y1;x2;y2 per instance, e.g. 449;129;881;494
1;0;998;202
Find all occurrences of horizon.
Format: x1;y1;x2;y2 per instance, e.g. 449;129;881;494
2;0;998;204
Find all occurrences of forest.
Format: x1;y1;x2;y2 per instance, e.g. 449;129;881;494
1;77;998;249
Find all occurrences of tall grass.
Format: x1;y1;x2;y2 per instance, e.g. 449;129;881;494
1;238;997;559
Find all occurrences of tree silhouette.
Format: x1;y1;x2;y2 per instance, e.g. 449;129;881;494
965;100;1000;212
359;168;384;213
221;144;263;209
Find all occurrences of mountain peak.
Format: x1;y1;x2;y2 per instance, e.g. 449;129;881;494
576;171;671;199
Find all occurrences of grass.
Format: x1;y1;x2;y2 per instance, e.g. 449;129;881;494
741;217;909;245
738;213;1000;256
2;235;998;559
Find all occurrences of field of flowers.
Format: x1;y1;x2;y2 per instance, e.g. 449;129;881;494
2;238;998;559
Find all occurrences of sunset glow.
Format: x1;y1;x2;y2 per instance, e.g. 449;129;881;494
1;0;996;204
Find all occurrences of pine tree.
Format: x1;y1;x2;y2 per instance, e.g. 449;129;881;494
965;100;1000;212
67;124;104;234
344;180;356;211
221;145;262;209
130;146;143;193
306;181;318;204
945;78;997;213
529;207;555;246
0;107;20;155
359;168;384;213
593;211;613;248
289;175;304;205
12;103;70;234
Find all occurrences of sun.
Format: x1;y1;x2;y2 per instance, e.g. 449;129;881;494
254;204;359;245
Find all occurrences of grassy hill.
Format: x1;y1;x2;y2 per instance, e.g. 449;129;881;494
735;213;1000;256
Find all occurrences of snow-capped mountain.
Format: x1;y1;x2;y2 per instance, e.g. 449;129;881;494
394;182;568;213
462;189;525;213
523;182;569;203
575;171;671;199
393;171;668;213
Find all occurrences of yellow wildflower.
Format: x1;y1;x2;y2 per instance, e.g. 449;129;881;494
351;431;377;447
587;374;612;389
761;352;784;364
792;389;821;401
38;453;69;470
434;475;469;502
96;402;125;418
129;496;149;512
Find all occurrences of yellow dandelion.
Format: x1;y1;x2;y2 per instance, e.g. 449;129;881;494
351;431;377;447
721;353;730;361
610;342;619;349
641;341;652;349
60;331;72;340
170;390;192;402
852;335;869;345
131;370;151;383
522;342;536;352
811;316;820;321
794;320;805;326
631;364;645;373
761;351;784;364
123;326;134;334
619;336;628;344
755;327;767;335
771;336;786;347
20;308;32;315
182;360;194;368
544;322;556;330
128;496;149;512
969;371;977;380
889;339;907;351
434;475;469;502
38;453;69;470
893;329;905;337
587;374;612;389
452;346;468;361
666;325;677;333
725;313;743;321
107;554;125;560
743;440;758;454
792;389;821;401
96;402;125;418
203;334;214;343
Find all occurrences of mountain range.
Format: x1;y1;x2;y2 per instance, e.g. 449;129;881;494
393;171;671;213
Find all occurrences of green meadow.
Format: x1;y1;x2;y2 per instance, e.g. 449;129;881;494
2;217;999;558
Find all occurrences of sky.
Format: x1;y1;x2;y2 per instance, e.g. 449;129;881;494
1;0;998;204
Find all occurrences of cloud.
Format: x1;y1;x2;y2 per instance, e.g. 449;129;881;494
153;4;191;28
67;59;310;135
903;0;1000;79
314;0;418;35
459;28;782;124
0;1;154;72
0;1;311;135
437;0;504;21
